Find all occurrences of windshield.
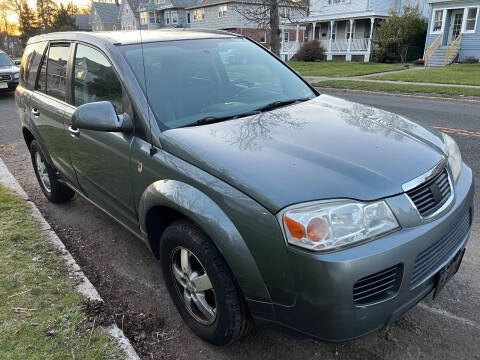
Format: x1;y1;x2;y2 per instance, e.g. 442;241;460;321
0;53;14;67
121;38;316;128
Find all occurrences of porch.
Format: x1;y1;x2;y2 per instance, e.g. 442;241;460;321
425;6;478;66
295;15;386;62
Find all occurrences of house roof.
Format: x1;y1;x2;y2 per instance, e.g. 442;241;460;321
91;2;120;23
74;14;91;30
186;0;233;10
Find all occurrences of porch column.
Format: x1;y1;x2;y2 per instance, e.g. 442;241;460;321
281;25;285;54
296;24;300;43
346;19;354;61
328;20;334;60
311;22;316;40
366;17;375;62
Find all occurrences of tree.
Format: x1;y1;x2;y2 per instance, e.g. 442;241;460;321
36;0;56;31
233;0;309;57
374;5;427;63
18;0;40;46
50;2;78;32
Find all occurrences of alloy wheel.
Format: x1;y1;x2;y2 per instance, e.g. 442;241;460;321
171;246;217;325
35;151;51;193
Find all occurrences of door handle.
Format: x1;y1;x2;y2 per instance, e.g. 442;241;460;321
68;125;80;137
31;108;40;117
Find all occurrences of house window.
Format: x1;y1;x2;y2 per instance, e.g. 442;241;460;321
260;31;267;43
329;0;348;4
283;32;289;42
165;11;170;25
194;9;204;21
465;7;478;32
218;5;227;17
187;11;191;24
149;12;156;24
157;0;165;4
432;10;443;33
171;11;178;24
140;12;148;25
280;7;291;19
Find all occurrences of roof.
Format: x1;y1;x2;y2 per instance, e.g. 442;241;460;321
186;0;234;10
27;29;239;46
74;14;91;30
91;2;120;23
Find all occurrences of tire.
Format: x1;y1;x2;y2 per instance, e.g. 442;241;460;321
160;220;253;345
30;140;75;203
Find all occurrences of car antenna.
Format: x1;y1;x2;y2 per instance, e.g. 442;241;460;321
139;27;157;156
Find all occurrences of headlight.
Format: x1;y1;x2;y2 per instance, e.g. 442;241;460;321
442;133;462;184
13;72;19;79
281;200;399;252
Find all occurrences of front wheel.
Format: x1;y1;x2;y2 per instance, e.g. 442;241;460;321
30;140;75;203
160;220;253;345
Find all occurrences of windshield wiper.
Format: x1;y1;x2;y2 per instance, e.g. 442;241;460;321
253;98;311;113
181;110;261;128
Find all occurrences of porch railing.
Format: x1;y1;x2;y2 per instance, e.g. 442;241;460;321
445;34;462;65
424;33;442;66
330;39;369;52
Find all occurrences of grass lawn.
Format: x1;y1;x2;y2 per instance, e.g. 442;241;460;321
313;80;480;98
0;185;122;359
288;61;409;77
369;64;480;86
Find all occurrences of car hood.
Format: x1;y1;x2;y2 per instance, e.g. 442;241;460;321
161;95;446;213
0;65;18;73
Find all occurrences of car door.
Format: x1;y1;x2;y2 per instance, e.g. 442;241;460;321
29;42;75;183
64;42;138;230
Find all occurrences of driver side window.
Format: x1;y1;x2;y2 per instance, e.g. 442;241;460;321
73;44;123;114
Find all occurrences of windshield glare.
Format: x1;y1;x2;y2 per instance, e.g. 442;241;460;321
121;38;316;128
0;53;14;67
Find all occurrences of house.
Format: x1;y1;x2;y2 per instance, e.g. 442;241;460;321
74;14;92;31
90;2;121;31
424;0;479;66
0;32;22;57
186;0;307;59
137;0;197;29
119;0;141;30
295;0;429;62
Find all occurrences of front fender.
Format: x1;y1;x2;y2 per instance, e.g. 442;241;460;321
138;179;272;303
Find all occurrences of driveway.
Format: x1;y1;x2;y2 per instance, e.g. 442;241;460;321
1;90;479;360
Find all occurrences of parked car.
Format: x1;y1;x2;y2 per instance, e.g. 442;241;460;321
15;30;474;346
0;49;20;91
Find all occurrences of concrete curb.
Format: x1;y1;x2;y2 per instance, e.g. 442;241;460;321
314;87;480;104
0;157;141;360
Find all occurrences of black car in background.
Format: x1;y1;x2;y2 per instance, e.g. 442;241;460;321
0;50;20;91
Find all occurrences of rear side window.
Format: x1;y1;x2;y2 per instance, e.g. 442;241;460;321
46;44;71;101
20;41;47;90
73;44;123;114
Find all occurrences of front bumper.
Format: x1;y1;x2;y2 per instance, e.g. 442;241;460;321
261;164;474;341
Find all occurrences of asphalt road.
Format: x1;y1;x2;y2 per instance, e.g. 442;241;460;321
1;89;479;360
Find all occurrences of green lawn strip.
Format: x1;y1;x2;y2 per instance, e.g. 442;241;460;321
0;185;122;360
369;64;480;86
288;61;409;77
313;80;480;98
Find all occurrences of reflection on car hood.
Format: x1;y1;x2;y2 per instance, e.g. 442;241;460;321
162;95;446;213
0;65;19;73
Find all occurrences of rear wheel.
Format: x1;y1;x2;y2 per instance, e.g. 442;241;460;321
160;220;253;345
30;140;75;203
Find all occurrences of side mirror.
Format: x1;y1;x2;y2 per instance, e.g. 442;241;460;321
72;101;132;133
14;60;21;65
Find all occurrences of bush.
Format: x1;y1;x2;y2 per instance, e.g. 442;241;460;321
293;40;325;62
413;58;424;65
463;56;479;64
374;5;427;63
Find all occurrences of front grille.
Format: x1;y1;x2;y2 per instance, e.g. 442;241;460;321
353;264;403;305
0;73;11;81
411;209;471;287
406;168;451;217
